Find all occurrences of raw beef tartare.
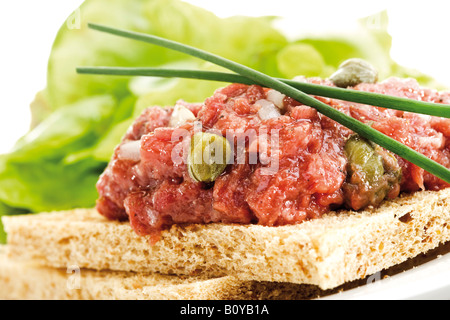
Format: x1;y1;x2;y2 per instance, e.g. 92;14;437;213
96;76;450;242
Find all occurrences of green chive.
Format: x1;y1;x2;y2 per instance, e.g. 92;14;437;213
84;23;450;184
77;67;450;119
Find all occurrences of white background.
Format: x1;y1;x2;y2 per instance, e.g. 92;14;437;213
0;0;449;154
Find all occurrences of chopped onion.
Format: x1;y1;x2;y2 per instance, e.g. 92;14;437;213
169;104;196;127
118;140;141;162
267;90;285;110
256;99;281;120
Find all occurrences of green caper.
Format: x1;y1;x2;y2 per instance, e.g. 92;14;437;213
344;135;384;185
343;134;402;211
330;58;378;88
188;132;232;183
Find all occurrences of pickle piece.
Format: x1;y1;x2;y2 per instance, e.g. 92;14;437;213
188;133;232;183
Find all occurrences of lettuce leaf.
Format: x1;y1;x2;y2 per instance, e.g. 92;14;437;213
0;96;116;209
0;156;105;213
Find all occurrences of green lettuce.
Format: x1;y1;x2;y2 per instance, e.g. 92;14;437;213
0;96;116;210
0;1;442;243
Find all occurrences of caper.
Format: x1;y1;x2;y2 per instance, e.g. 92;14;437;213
343;134;402;211
188;132;232;183
344;135;384;185
330;58;378;88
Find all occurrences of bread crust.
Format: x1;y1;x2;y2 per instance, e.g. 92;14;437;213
3;188;450;290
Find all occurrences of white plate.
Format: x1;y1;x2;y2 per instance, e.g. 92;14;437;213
320;251;450;300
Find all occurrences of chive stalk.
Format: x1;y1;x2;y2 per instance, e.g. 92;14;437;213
77;66;450;119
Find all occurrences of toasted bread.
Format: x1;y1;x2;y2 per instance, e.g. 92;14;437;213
0;246;335;300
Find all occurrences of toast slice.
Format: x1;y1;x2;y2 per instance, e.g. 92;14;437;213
2;242;449;300
3;188;450;290
0;245;339;300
